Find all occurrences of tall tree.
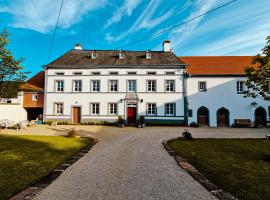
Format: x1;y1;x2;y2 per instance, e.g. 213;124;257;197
244;36;270;100
0;29;28;98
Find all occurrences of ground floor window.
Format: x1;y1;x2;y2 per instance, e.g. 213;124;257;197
91;103;100;115
109;103;117;115
165;103;175;116
55;103;64;115
147;103;156;115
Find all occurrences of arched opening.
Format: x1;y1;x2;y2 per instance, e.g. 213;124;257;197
197;106;209;126
255;107;267;127
217;107;230;127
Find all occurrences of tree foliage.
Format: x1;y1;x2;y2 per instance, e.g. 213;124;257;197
244;36;270;100
0;29;28;98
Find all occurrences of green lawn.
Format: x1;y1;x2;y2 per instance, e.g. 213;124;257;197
0;135;92;200
168;139;270;200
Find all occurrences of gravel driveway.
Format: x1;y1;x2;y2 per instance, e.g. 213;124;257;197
14;125;266;200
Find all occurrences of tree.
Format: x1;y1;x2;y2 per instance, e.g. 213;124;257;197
244;35;270;100
0;29;28;98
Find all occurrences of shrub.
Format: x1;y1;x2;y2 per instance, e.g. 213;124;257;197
67;128;78;138
189;122;199;127
182;129;193;140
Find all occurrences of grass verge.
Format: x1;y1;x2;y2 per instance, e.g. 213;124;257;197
168;139;270;200
0;135;92;200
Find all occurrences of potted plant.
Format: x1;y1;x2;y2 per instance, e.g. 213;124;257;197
137;116;146;128
117;116;125;128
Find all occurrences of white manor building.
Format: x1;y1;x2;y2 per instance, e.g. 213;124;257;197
43;41;188;125
5;41;268;127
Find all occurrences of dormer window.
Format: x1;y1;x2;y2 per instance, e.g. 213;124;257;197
146;51;151;59
91;51;97;59
119;51;124;59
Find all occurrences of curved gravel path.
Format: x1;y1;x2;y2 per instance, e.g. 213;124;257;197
31;126;267;200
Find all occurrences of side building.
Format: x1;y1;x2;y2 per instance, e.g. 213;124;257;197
43;41;188;125
180;56;269;127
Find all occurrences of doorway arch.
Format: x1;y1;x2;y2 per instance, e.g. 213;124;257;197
217;107;230;127
197;106;209;126
255;107;267;127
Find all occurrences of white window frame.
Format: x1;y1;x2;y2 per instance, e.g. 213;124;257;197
91;103;100;115
147;80;156;92
165;80;175;92
73;80;82;92
32;94;38;101
54;103;64;115
55;80;64;92
165;103;175;116
109;80;118;92
127;80;136;92
198;81;207;92
147;103;156;116
237;81;244;93
91;80;100;92
109;103;118;115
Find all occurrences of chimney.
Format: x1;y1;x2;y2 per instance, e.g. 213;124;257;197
163;40;171;52
74;44;83;50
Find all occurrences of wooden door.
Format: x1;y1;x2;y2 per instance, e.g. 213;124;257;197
217;108;229;127
255;107;266;127
127;107;136;124
197;107;209;126
73;107;81;124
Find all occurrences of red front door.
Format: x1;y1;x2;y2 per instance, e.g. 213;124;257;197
127;107;136;124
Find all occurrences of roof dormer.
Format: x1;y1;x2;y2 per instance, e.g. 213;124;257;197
118;50;124;59
91;51;97;59
74;44;83;50
146;50;151;59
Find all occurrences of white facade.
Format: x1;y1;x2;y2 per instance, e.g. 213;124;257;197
44;68;186;124
187;76;269;127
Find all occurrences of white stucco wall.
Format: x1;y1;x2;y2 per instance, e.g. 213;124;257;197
187;76;269;126
0;95;27;123
44;68;185;123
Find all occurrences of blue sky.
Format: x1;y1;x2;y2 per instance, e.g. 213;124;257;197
0;0;270;77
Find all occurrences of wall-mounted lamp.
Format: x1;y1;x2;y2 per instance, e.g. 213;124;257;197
251;102;258;107
120;99;123;103
140;99;143;103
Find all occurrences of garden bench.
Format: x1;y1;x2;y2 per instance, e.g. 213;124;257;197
233;119;251;128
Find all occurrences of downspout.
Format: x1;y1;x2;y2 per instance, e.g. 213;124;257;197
183;65;189;126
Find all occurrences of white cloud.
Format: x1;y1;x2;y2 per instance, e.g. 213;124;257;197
105;0;173;43
0;0;107;33
105;0;142;28
170;0;217;49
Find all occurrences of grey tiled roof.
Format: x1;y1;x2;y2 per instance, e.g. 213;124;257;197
46;50;186;69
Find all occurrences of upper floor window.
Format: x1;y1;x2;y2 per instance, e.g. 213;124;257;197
147;103;156;116
91;103;100;115
109;80;118;92
165;71;175;75
109;103;117;115
128;80;136;92
32;94;38;101
198;81;207;92
91;80;100;92
147;80;156;92
165;80;175;92
92;72;100;75
55;72;64;75
55;80;64;92
109;71;119;75
236;81;244;93
73;80;82;92
127;72;137;75
147;72;156;75
165;103;175;116
73;72;82;75
55;103;64;115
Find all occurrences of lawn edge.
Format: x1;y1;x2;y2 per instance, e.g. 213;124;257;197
162;138;238;200
10;137;98;200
